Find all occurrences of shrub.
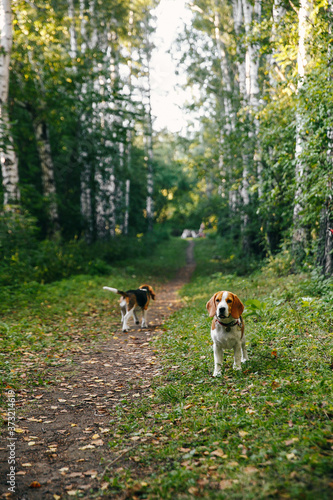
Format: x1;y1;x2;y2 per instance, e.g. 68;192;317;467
0;211;171;286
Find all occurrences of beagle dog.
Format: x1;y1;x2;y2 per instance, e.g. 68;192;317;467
103;284;156;332
206;291;248;375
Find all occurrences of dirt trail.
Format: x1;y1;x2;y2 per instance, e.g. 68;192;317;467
0;241;196;499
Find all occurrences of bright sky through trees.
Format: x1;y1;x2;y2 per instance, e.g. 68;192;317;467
150;0;192;132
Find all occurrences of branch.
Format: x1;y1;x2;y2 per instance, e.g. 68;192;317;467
288;0;298;15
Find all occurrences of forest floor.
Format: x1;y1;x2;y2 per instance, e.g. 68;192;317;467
1;237;332;500
0;241;196;500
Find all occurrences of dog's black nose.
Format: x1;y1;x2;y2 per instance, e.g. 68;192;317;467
218;307;226;316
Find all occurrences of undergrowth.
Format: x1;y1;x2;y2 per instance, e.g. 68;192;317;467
0;210;171;285
0;237;187;400
104;238;333;500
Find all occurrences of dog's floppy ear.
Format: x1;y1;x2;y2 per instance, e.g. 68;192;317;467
206;293;218;317
231;293;244;319
140;284;156;300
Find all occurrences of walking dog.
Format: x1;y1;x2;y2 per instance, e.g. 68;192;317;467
103;284;156;332
206;291;248;375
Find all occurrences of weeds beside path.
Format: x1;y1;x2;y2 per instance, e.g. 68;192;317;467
0;239;196;499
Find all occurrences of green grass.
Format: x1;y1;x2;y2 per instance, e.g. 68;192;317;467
1;234;332;498
0;237;187;399
104;238;333;499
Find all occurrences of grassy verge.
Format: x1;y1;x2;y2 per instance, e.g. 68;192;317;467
104;238;333;499
0;237;187;401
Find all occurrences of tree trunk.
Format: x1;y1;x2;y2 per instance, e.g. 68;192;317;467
0;0;20;206
232;0;246;99
68;0;77;60
269;0;286;89
25;38;59;229
146;103;154;233
124;179;130;236
144;19;154;233
242;0;262;198
292;0;311;261
318;183;333;276
317;0;333;275
213;2;235;133
32;118;59;229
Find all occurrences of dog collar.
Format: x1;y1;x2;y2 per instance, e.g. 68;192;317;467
215;316;242;331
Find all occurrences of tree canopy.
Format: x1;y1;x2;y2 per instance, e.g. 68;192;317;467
0;0;332;275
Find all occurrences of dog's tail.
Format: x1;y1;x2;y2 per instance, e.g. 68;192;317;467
103;286;127;297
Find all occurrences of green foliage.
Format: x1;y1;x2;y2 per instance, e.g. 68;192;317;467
1;0;332;275
244;299;268;319
262;247;293;277
170;0;333;273
0;211;173;286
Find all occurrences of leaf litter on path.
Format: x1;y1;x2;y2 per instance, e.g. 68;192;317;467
0;245;196;499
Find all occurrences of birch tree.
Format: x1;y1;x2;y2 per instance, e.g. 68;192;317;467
242;0;262;200
13;1;60;230
0;0;20;206
142;12;154;232
292;0;311;260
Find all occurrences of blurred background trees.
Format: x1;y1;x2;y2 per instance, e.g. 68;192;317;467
0;0;332;280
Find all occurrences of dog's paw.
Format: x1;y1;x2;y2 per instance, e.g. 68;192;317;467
213;371;222;377
241;358;248;363
233;364;242;370
122;328;129;332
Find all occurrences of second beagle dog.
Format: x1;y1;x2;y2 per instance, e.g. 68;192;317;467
206;291;248;375
103;284;156;332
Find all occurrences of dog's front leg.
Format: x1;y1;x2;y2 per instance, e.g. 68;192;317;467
213;342;223;377
233;344;242;370
122;307;135;332
241;338;249;363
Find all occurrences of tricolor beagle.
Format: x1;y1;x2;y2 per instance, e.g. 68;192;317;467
103;284;156;332
206;291;248;375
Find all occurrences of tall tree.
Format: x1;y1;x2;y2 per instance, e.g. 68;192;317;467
292;0;311;261
142;10;154;232
0;0;20;206
318;0;333;276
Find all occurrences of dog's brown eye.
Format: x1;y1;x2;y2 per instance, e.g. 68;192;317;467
227;299;232;303
216;299;220;303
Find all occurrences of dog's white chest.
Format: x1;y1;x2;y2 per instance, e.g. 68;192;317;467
211;325;241;349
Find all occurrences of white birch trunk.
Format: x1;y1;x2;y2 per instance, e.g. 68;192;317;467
231;0;245;214
80;0;87;53
78;0;94;238
242;0;262;198
144;22;154;232
122;10;134;236
146;104;154;232
124;179;130;236
232;0;246;99
68;0;77;61
292;0;311;255
0;0;20;206
269;0;286;89
213;5;234;132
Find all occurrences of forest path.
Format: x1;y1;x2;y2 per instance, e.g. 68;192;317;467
1;241;196;500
